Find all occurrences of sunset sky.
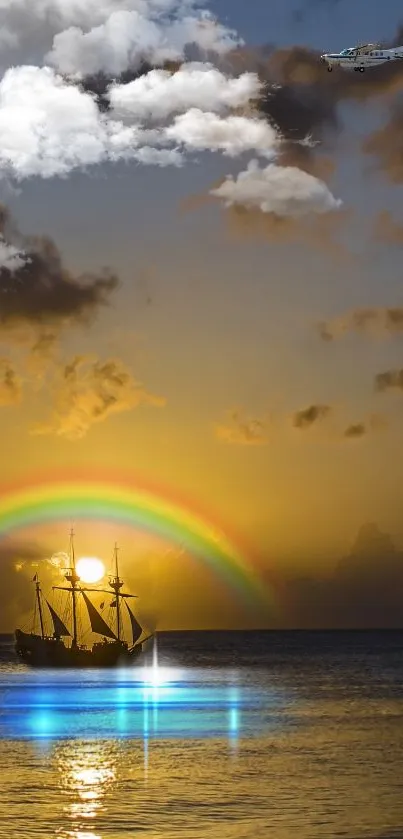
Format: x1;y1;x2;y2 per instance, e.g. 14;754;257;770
1;0;403;630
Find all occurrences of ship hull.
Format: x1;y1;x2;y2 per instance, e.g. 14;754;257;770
14;629;143;668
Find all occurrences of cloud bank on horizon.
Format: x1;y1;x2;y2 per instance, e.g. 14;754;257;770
0;0;343;222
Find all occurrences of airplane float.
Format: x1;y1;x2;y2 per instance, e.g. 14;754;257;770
320;43;403;72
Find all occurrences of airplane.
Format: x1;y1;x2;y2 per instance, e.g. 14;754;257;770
320;43;403;72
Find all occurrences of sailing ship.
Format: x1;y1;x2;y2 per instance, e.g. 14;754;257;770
15;531;152;667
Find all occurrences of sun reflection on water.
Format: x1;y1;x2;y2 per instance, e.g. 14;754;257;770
63;833;101;839
56;741;116;838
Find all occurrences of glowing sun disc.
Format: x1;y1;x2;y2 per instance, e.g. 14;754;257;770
76;556;105;584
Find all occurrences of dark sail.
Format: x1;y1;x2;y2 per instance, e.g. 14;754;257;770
125;601;143;645
46;600;71;637
81;592;117;640
15;531;148;668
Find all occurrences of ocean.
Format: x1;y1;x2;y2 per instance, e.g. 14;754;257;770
0;630;402;839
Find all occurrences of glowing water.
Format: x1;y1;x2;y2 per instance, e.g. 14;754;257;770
1;631;403;839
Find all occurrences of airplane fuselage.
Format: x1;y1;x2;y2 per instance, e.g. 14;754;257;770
321;44;403;72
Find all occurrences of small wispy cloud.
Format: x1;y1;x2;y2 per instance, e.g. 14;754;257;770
31;354;166;440
0;357;22;405
375;368;403;392
215;409;270;445
317;307;403;341
292;403;332;429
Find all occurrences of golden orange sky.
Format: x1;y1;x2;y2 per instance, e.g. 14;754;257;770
1;0;403;629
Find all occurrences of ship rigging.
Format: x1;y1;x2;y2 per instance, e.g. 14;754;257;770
15;531;152;668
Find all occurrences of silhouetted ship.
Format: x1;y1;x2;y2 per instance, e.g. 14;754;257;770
15;531;152;668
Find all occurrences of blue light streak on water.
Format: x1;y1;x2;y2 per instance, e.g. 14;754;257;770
0;666;286;742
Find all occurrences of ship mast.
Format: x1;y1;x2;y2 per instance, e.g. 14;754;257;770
110;543;123;642
34;576;45;639
92;543;139;644
55;532;119;645
64;529;80;648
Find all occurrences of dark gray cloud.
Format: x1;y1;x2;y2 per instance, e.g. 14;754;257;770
258;76;339;143
343;422;367;438
343;415;386;438
292;403;332;428
318;307;403;340
0;204;118;331
375;368;403;392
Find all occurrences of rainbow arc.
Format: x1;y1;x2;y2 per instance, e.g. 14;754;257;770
0;472;274;610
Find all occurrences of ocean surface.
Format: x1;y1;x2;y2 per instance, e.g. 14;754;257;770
0;630;403;839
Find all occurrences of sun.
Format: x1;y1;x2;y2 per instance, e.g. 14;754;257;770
76;556;106;584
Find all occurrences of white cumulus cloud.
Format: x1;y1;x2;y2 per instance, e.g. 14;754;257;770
45;5;240;77
46;10;176;77
0;0;227;27
0;0;341;209
0;57;282;180
0;0;239;43
109;62;262;121
165;110;279;157
211;160;342;215
0;64;183;179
